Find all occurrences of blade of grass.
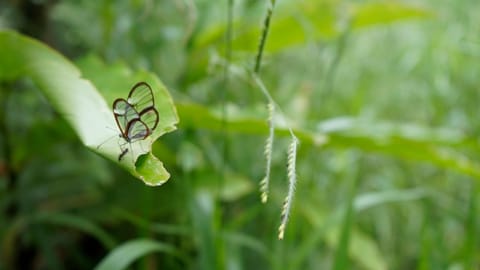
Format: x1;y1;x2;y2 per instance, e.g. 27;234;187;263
94;238;185;270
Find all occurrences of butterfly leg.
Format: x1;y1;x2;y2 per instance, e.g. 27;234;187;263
117;137;130;161
118;148;129;161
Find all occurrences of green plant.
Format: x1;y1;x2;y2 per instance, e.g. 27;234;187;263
1;0;480;269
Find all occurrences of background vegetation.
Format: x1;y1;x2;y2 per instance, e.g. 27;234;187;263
1;0;480;269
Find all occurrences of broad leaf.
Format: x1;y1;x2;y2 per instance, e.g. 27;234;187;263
0;30;178;185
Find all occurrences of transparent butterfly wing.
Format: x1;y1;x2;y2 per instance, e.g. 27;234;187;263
113;98;139;138
127;82;159;133
127;82;155;112
116;118;150;161
139;107;159;132
125;119;150;142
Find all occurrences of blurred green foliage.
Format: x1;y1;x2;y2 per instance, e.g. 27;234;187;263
1;0;480;269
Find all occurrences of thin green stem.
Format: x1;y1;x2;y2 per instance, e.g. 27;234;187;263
254;0;276;73
252;74;296;138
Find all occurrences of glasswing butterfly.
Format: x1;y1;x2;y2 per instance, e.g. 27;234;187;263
109;82;159;161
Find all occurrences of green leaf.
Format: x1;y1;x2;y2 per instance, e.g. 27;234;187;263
94;239;181;270
0;30;178;185
177;103;480;178
193;1;432;54
135;153;170;186
354;188;430;212
33;213;117;249
333;162;358;270
352;2;434;28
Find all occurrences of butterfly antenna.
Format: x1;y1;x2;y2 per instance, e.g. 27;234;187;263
105;125;118;132
97;134;117;149
97;125;119;149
